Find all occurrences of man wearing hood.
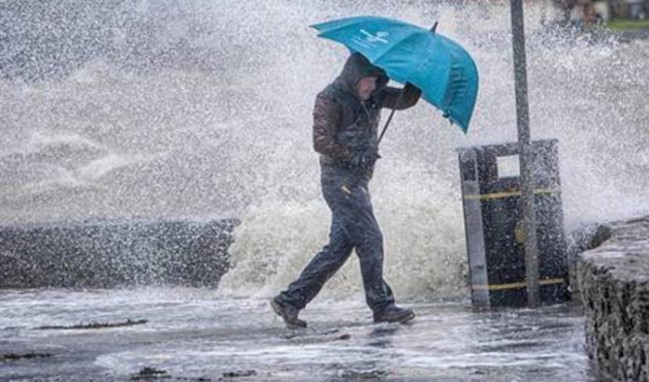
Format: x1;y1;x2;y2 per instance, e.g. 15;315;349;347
272;53;421;328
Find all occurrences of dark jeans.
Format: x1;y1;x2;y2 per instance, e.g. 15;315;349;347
278;165;395;313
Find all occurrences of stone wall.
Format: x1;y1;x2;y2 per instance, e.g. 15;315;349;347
575;216;649;381
0;219;238;288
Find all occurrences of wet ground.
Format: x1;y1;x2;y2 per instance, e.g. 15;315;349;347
0;288;595;381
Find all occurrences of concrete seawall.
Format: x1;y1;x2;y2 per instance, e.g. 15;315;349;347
0;219;238;288
575;216;649;381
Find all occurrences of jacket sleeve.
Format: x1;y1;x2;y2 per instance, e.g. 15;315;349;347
313;93;353;162
381;82;422;110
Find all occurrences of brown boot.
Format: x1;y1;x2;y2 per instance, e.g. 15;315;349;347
270;296;307;329
373;305;415;324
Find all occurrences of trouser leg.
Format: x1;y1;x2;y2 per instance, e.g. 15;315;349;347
278;215;354;310
327;178;395;313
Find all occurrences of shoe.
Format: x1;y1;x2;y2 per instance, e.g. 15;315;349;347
373;305;415;324
270;296;307;329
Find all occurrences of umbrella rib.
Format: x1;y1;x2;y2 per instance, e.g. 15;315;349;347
367;30;427;84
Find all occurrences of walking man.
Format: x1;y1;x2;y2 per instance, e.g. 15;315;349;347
272;53;421;328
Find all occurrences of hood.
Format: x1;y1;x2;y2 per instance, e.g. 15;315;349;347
333;53;389;99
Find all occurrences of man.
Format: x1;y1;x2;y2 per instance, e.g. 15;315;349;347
271;52;421;328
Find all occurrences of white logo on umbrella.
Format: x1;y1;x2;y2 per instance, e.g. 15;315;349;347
360;29;389;43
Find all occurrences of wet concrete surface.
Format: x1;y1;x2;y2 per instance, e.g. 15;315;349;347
0;288;596;381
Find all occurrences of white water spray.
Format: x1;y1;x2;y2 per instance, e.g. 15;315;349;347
1;0;648;300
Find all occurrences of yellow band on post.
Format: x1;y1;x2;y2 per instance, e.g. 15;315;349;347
472;278;565;291
463;188;559;201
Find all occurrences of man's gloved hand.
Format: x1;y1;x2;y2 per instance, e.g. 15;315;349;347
350;147;381;170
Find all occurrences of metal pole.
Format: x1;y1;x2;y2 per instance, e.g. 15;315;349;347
377;87;405;145
510;0;540;307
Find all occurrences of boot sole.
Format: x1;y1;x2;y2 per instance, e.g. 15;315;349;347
270;300;307;329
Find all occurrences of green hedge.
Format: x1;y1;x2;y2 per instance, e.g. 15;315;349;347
607;19;649;30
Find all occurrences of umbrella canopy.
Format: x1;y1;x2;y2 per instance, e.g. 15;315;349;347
312;16;479;133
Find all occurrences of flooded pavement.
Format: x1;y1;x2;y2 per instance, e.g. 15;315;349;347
0;288;595;381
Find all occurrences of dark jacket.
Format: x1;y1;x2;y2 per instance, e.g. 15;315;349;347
313;53;421;177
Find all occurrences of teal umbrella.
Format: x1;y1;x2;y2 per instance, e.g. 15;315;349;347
312;16;479;134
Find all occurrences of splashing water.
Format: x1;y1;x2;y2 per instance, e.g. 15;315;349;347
1;0;648;301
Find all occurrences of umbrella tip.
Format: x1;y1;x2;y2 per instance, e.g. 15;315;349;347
431;22;438;33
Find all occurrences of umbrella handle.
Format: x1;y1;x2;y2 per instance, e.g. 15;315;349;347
377;86;406;146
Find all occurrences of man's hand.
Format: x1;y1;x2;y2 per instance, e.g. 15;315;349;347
350;147;381;170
